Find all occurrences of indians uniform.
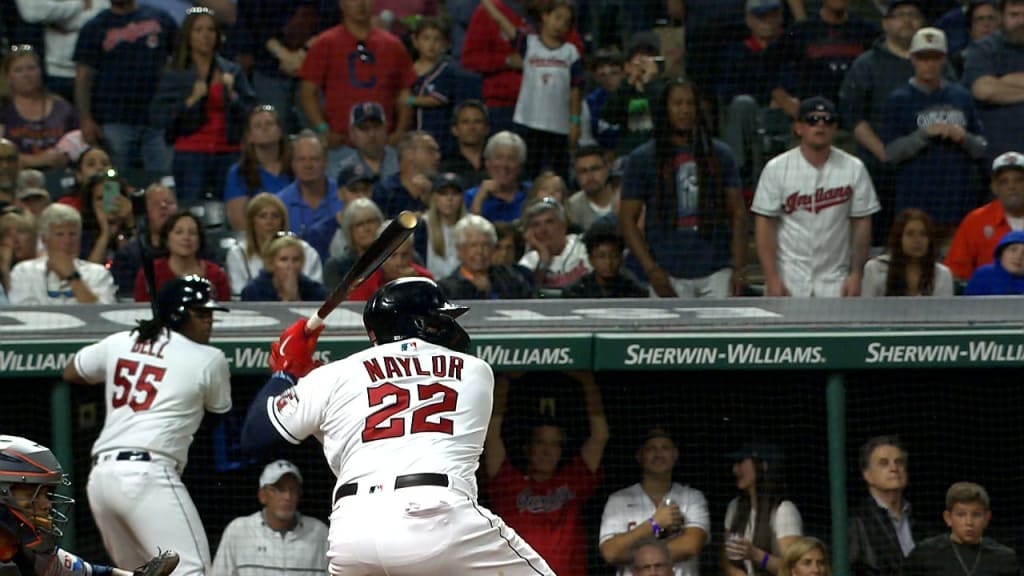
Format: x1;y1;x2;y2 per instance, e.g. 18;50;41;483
258;337;553;576
599;483;711;576
751;146;880;297
71;329;231;576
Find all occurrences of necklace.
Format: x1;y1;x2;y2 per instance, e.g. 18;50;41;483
950;536;983;576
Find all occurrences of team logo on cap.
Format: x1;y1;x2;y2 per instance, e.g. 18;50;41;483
924;32;935;43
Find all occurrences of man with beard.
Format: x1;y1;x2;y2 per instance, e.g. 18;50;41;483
964;0;1024;162
332;101;399;183
566;146;615;233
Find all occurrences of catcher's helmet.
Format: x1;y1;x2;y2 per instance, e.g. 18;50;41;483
0;435;73;549
157;275;228;330
363;277;470;352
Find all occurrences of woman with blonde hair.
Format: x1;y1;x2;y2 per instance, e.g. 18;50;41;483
778;537;829;576
224;192;322;297
240;234;326;301
414;173;466;279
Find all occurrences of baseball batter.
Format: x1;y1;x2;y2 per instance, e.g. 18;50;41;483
241;277;553;576
62;275;232;576
752;96;880;298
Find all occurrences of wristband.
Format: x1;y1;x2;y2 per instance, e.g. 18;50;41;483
314;122;329;135
569;114;581;125
648;517;662;538
759;553;770;570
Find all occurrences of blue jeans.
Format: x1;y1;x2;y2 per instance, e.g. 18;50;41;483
102;123;173;174
172;150;239;207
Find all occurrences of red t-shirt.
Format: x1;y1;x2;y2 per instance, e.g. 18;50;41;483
490;455;602;576
175;83;239;153
134;258;231;303
346;263;434;302
299;25;415;135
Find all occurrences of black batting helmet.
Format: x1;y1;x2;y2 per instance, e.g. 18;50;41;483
0;435;74;551
157;275;228;331
363;277;471;352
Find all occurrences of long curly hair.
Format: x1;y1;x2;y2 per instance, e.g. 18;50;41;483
884;208;938;296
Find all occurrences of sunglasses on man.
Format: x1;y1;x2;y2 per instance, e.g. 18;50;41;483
802;114;837;126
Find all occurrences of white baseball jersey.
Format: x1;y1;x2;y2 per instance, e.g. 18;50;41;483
599;483;712;576
211;511;329;576
751;146;880;297
74;329;232;469
513;33;582;135
724;498;803;576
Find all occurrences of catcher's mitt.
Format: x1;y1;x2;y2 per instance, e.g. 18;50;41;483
133;550;179;576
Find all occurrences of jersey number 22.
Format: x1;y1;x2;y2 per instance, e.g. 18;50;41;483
363;382;458;442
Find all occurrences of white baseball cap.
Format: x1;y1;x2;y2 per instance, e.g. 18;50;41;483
258;460;303;488
910;27;947;55
992;151;1024;173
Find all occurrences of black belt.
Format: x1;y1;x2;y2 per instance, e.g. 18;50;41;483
92;450;152;464
334;473;449;502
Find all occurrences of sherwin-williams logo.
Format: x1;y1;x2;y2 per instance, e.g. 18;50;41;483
474;345;573;366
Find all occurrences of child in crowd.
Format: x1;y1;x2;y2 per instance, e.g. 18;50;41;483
530;170;569;205
479;0;582;181
581;48;625;151
601;33;661;157
901;482;1018;576
562;221;647;297
409;17;457;155
965;230;1024;295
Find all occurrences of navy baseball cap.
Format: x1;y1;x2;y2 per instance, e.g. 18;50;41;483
798;96;837;119
337;163;377;188
432;172;464;193
747;0;782;15
884;0;922;15
350;101;386;127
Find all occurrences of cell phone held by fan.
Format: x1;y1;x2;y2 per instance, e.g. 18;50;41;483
101;178;121;214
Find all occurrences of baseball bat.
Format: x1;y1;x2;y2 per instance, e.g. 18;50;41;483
306;210;419;333
130;186;160;319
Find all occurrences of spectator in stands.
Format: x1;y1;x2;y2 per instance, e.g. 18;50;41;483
464;130;531;222
9;203;116;304
901;482;1018;576
438;213;533;299
333;101;400;184
224;192;322;298
345;231;433;300
298;0;414;168
722;442;802;576
73;0;176;173
493;220;527;266
224;105;294;233
849;435;916;576
529;170;569;207
409;17;457;155
305;163;377;261
0;138;20;210
719;0;786;185
601;33;661;157
478;0;582;181
622;78;747;298
946;151;1024;281
946;2;1001;77
964;229;1024;294
0;44;78;171
151;7;255;207
276;131;343;258
771;0;878;119
599;427;709;575
519;197;592;292
563;221;647;297
566;146;615;232
323;197;383;288
78;168;134;264
372;130;441;219
212;460;329;576
59;145;113;212
779;537;831;576
110;182;177;299
484;372;608;576
240;233;326;301
753;97;880;297
413;172;465;279
862;208;954;296
133;211;230;301
371;0;440;38
964;0;1024;163
629;539;674;576
882;27;985;237
441;100;490;189
0;209;38;296
653;0;687;79
580;48;624;152
14;169;51;216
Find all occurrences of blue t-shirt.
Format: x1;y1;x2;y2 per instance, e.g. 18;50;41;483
776;15;878;103
276;178;343;242
463;184;530;223
73;6;177;125
240;270;327;301
622;138;741;279
223;162;293;202
371;173;428;219
413;59;456;155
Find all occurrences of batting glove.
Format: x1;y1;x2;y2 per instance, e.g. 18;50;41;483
269;319;325;378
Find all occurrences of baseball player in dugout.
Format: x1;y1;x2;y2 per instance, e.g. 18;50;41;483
62;275;233;576
211;460;328;576
241;276;556;575
0;435;180;576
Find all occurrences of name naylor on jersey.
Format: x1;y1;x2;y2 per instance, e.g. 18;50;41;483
623;343;826;366
475;345;573;367
784;185;853;214
363;354;464;382
0;350;76;373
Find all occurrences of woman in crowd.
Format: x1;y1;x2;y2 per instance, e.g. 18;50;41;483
134;211;230;301
78;169;134;264
414;172;465;279
324;198;384;288
0;209;38;296
778;537;830;576
57;145;113;212
240;233;326;301
224;192;322;297
492;221;526;267
151;7;255;206
722;443;803;576
861;209;953;297
529;170;568;205
223;105;293;232
0;44;77;170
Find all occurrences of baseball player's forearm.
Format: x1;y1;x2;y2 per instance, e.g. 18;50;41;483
241;372;297;455
62;359;91;385
849;217;872;275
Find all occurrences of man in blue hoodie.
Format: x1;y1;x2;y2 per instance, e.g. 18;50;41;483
965;229;1024;294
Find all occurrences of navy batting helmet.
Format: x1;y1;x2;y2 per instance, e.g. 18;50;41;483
363;277;470;352
0;435;74;551
157;275;228;331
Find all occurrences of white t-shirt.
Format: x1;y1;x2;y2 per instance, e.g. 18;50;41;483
518;233;592;288
74;329;232;470
860;255;954;297
512;33;583;135
723;497;803;576
599;483;711;576
224;238;324;297
751;146;881;297
425;223;460;280
211;511;329;576
9;256;116;305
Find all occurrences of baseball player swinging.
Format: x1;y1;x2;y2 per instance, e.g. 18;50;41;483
62;275;232;576
241;277;555;576
0;435;179;576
